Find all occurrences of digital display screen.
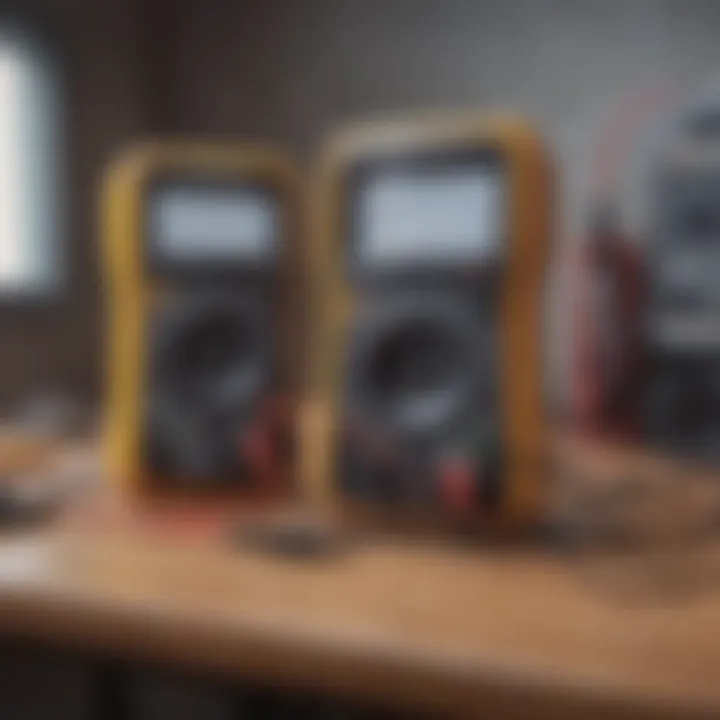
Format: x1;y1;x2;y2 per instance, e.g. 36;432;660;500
355;165;504;266
148;184;279;265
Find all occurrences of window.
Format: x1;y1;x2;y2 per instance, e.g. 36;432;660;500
0;27;60;295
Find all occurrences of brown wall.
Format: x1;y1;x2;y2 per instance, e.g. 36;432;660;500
0;0;152;410
5;0;720;409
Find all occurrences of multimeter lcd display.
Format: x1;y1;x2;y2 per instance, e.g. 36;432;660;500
148;184;279;266
354;164;504;267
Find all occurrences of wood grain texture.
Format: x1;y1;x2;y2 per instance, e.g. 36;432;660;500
0;435;719;717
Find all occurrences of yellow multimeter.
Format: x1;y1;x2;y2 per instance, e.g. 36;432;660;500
102;140;301;504
304;113;553;531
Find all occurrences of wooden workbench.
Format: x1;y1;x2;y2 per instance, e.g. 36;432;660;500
0;435;719;718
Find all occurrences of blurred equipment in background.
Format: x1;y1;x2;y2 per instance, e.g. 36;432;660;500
573;204;645;441
306;113;553;530
642;106;720;461
102;142;301;502
576;92;720;465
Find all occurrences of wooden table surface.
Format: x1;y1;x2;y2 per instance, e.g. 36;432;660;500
0;435;719;718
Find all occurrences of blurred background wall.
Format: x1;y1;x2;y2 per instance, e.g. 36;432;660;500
3;0;720;413
0;0;151;409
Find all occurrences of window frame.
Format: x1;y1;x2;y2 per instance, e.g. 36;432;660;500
0;14;64;306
